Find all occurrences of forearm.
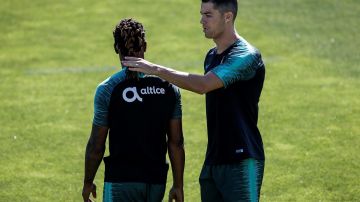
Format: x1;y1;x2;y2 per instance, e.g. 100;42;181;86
168;142;185;188
155;65;208;94
123;57;223;93
84;143;105;184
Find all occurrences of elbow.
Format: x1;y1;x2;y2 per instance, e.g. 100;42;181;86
86;143;105;159
193;77;218;94
87;149;105;160
94;144;106;156
94;146;105;156
168;138;184;150
193;84;209;95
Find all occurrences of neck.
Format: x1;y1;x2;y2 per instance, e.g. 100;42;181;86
213;27;239;54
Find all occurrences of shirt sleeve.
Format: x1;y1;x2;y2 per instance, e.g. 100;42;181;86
92;84;111;127
171;86;182;119
210;50;258;88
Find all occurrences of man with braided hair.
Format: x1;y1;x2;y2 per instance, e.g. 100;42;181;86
82;18;184;202
123;0;266;201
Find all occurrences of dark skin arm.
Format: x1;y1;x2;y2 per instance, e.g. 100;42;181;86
167;119;185;202
82;124;109;202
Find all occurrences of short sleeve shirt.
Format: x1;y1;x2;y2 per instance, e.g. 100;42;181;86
93;69;182;127
204;37;266;164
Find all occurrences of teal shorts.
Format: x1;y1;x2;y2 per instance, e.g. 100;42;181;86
103;182;165;202
199;158;265;202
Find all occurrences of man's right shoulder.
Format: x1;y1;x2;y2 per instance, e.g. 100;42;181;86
206;47;217;57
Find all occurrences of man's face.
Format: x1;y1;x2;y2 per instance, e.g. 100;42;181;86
200;2;226;39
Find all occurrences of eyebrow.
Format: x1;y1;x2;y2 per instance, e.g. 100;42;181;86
200;11;212;15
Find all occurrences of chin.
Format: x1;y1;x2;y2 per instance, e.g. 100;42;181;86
204;33;213;39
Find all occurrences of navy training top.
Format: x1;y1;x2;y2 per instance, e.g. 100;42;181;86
92;69;182;183
204;37;265;165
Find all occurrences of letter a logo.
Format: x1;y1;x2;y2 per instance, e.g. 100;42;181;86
122;87;143;102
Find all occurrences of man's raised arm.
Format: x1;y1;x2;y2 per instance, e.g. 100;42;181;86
122;57;223;94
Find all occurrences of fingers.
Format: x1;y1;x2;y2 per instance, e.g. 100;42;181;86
168;190;183;202
82;183;96;202
82;188;90;202
82;194;90;202
127;67;140;72
121;57;141;68
121;61;138;68
170;195;182;202
124;56;141;61
82;195;88;202
121;58;155;75
92;183;97;198
168;194;174;202
168;189;175;202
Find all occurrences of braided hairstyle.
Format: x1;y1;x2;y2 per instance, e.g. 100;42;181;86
113;18;146;79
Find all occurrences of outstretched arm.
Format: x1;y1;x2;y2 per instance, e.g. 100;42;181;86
122;57;223;94
167;119;185;202
82;124;109;202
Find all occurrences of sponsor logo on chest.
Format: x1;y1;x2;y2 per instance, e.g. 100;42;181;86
122;86;165;103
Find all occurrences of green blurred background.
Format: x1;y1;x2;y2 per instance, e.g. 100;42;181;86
0;0;359;201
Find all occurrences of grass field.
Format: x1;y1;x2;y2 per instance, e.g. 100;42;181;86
1;0;359;201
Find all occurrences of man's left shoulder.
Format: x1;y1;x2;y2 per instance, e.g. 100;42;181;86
232;39;258;54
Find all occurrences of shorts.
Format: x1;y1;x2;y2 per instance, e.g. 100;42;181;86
199;158;265;202
103;182;166;202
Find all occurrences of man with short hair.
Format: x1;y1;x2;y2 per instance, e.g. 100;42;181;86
123;0;265;201
82;18;185;202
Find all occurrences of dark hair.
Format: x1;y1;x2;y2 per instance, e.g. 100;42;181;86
113;18;146;79
113;18;146;56
202;0;238;20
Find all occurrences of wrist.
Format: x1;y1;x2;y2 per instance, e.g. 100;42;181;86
83;179;93;185
172;182;183;189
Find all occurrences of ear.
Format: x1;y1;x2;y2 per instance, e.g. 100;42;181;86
143;41;147;52
114;43;119;54
224;12;233;23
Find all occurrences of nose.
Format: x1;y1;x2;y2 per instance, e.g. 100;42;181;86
200;16;204;24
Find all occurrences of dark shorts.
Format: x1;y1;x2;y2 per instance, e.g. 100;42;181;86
103;182;166;202
199;158;265;202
